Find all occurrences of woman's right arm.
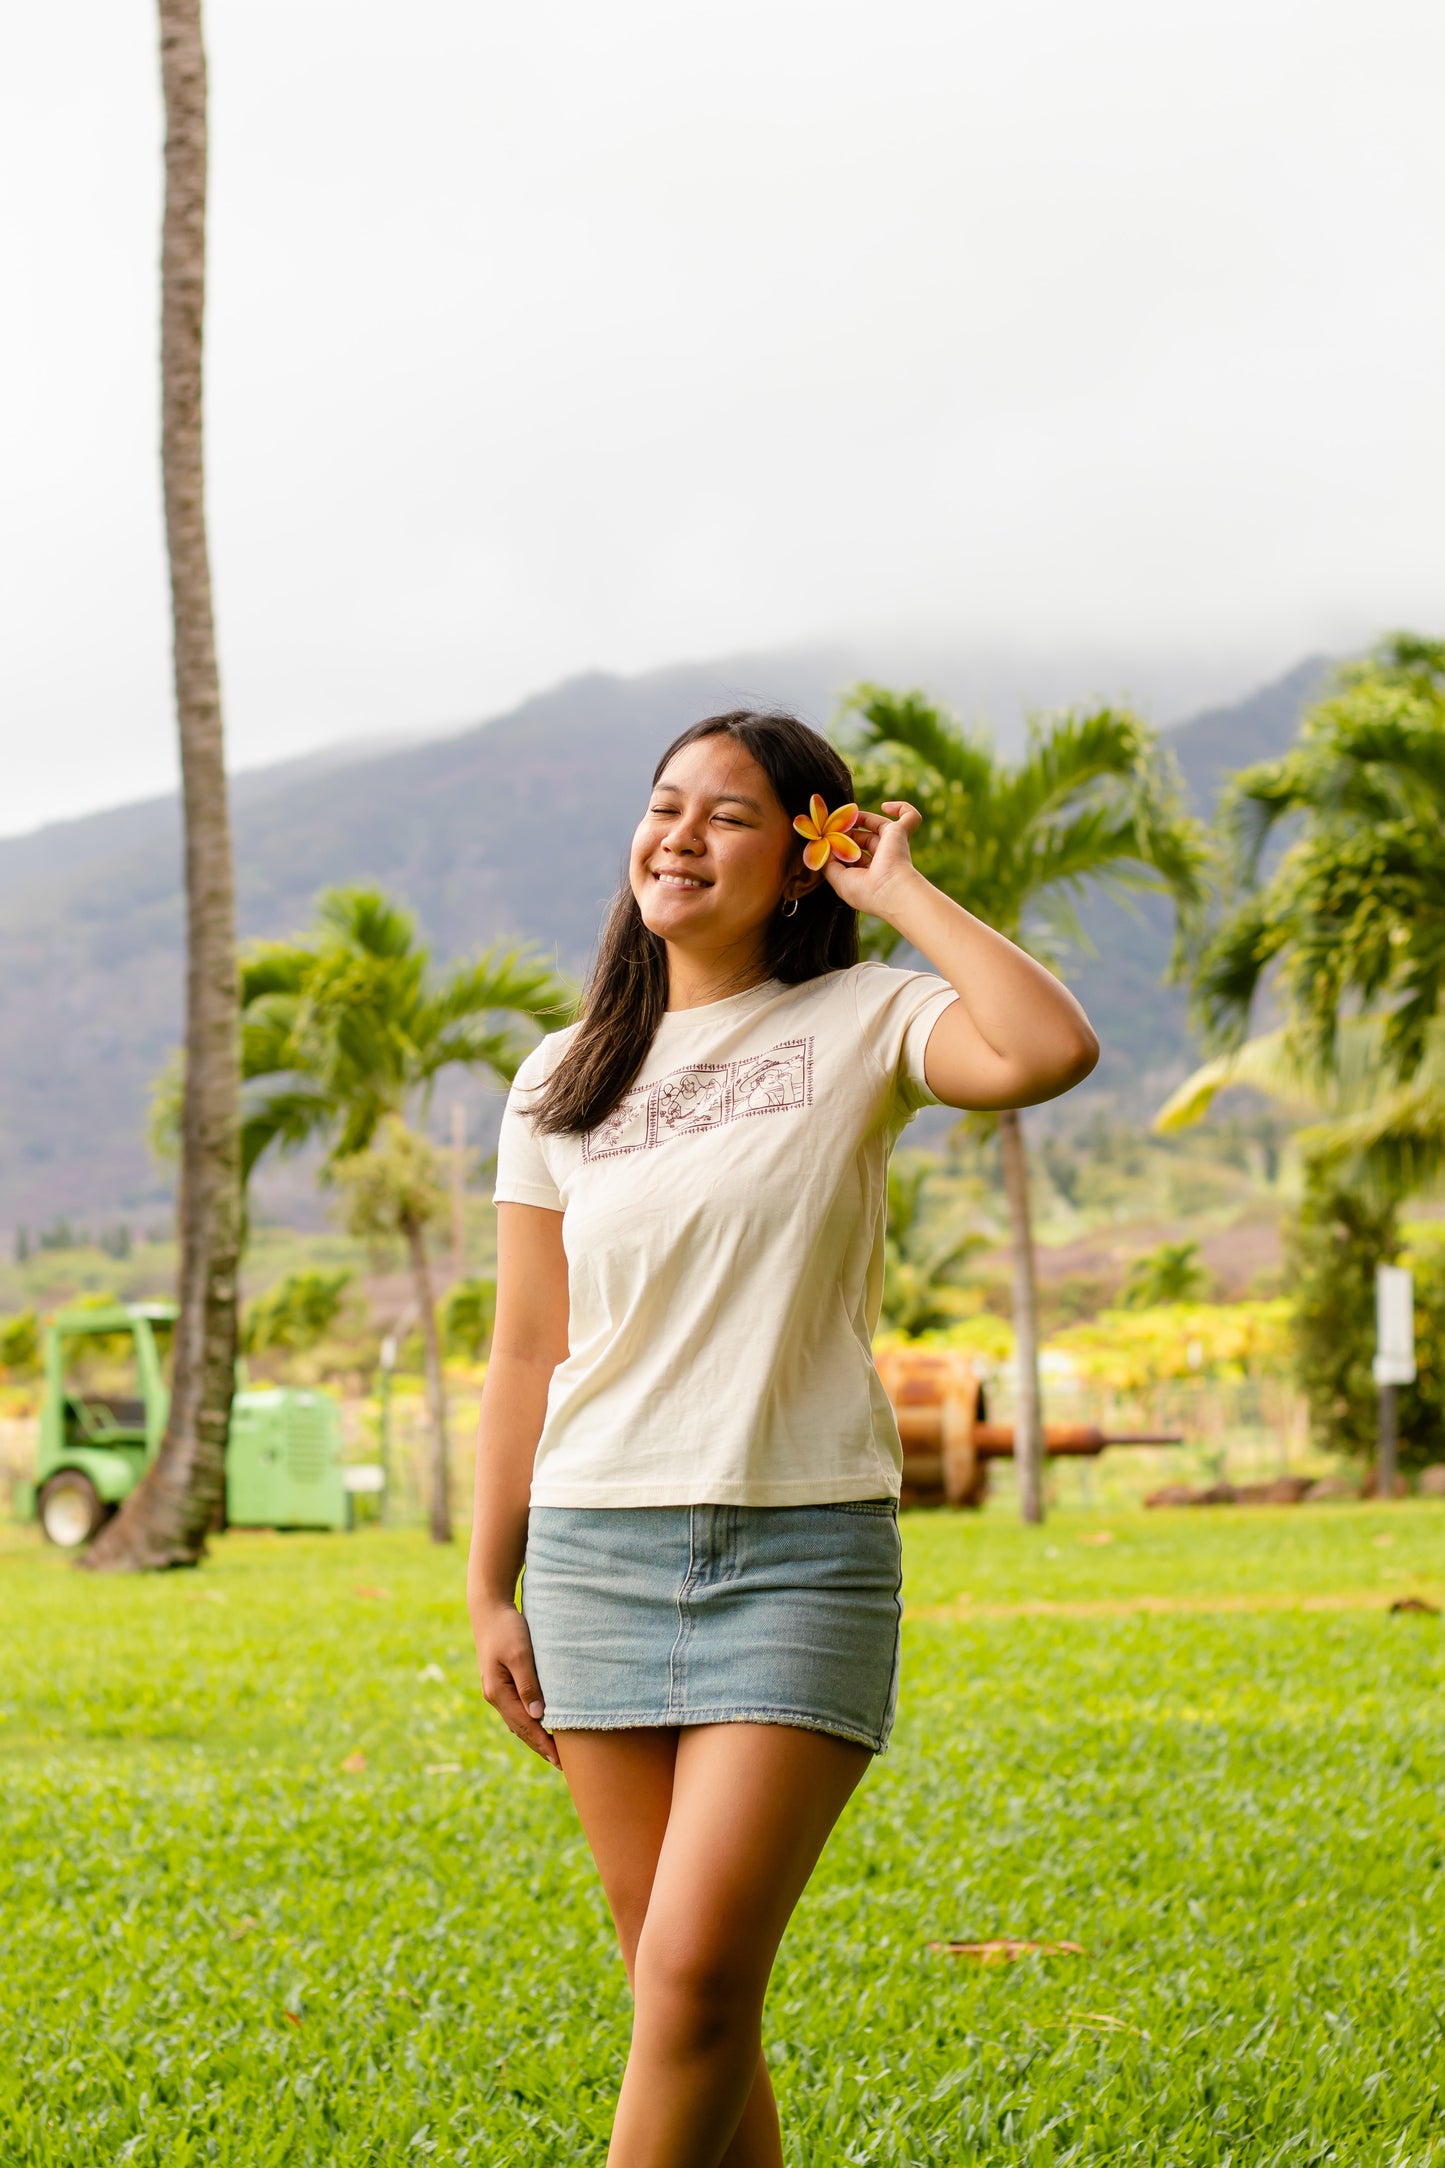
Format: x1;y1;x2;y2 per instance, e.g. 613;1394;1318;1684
467;1201;570;1768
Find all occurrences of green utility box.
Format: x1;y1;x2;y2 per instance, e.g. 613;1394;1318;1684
226;1389;348;1530
24;1301;350;1548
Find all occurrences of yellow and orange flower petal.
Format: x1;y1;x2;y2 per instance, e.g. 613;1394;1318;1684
793;796;863;868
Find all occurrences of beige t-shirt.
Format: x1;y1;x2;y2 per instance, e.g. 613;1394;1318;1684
493;961;959;1507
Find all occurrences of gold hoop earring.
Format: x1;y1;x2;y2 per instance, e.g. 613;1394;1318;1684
781;897;799;919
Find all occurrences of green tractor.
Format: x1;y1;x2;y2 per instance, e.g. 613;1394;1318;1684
18;1301;351;1548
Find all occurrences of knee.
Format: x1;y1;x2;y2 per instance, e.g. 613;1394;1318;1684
633;1928;763;2055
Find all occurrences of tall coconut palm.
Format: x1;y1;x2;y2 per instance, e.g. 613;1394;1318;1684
241;886;570;1542
1195;635;1445;1077
85;0;241;1571
1177;635;1445;1195
844;686;1208;1523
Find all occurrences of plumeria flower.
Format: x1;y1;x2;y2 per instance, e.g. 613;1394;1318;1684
793;795;864;870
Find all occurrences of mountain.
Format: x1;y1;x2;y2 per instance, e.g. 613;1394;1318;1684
1165;656;1331;814
0;648;1330;1231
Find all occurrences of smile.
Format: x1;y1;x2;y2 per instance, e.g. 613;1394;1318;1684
652;872;710;890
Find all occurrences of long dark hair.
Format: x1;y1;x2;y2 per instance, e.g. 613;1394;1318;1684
532;710;859;1137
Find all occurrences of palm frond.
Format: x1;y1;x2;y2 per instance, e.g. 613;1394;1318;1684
419;1023;536;1087
841;684;997;801
1373;630;1445;684
1154;1016;1403;1134
315;885;419;961
1019;805;1168;899
1217;759;1308;880
425;948;575;1034
240;997;302;1081
1001;706;1149;830
1328;713;1445;807
240;1088;334;1181
239;943;310;1003
1299;1079;1445;1198
1154;1029;1332;1132
1191;893;1292;1049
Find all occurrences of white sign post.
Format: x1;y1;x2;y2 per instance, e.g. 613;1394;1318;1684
1372;1265;1415;1498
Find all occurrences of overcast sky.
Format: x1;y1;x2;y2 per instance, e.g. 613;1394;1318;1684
4;0;1443;836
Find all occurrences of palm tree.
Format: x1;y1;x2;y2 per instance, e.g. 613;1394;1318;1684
1177;635;1445;1196
1164;638;1445;1486
85;0;241;1571
1120;1240;1212;1309
843;685;1208;1523
879;1160;989;1336
241;886;570;1542
1195;636;1445;1078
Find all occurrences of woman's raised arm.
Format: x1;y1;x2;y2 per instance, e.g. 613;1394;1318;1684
825;802;1100;1112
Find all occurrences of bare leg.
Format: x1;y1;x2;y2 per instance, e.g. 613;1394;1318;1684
555;1727;677;1984
556;1730;787;2166
561;1723;869;2168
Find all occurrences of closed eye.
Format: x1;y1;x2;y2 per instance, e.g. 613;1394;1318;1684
646;803;756;826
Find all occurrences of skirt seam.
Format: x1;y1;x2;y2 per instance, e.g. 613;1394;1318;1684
543;1707;885;1753
881;1521;904;1735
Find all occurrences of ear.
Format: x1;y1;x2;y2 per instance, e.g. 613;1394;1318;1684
783;863;827;905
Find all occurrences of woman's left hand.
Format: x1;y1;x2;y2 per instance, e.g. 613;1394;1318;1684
820;802;924;922
821;799;1100;1113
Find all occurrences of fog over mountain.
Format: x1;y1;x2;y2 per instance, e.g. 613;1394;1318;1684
0;647;1328;1233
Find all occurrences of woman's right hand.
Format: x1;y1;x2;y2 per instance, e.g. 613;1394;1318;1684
471;1597;561;1768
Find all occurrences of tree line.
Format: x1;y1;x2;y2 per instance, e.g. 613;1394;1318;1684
95;616;1445;1564
83;2;1444;1566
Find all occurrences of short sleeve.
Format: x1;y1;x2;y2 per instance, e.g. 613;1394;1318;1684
851;962;959;1117
492;1049;565;1211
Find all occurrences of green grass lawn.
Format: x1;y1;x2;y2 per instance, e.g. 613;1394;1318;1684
2;1505;1442;2166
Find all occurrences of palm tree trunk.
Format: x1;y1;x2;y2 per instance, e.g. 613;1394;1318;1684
83;0;240;1572
998;1106;1045;1526
405;1214;452;1544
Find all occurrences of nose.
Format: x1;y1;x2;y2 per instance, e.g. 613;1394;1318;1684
660;812;704;854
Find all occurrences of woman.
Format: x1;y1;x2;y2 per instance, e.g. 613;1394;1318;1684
467;709;1097;2167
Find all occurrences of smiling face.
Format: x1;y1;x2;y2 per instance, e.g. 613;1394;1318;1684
629;732;813;968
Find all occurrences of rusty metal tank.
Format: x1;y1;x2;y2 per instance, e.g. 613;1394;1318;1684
875;1344;1181;1508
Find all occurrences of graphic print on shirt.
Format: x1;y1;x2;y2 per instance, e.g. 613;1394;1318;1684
583;1037;813;1160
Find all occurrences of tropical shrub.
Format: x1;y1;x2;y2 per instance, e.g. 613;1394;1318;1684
1048;1300;1293;1394
0;1310;41;1379
241;1270;354;1355
1285;1176;1445;1467
442;1276;496;1363
1120;1240;1213;1309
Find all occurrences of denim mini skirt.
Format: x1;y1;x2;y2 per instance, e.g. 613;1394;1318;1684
521;1501;904;1755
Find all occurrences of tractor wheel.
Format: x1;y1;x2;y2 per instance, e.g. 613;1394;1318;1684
38;1470;107;1549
